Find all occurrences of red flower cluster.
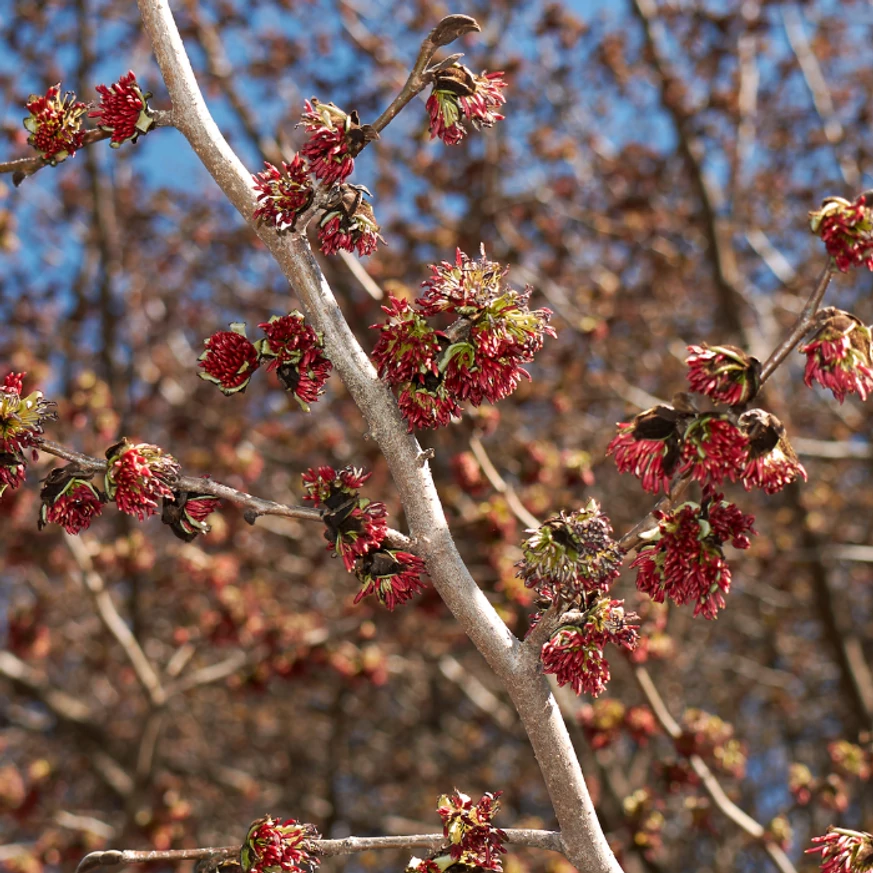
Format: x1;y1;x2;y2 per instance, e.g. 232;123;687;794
104;439;180;521
302;466;429;608
740;409;807;494
0;372;56;496
427;65;507;145
685;344;761;406
516;501;623;600
199;314;331;408
810;194;873;272
317;186;384;256
436;790;507;872
541;597;639;697
370;249;554;431
631;495;756;619
253;156;314;230
677;414;749;486
161;489;221;542
801;308;873;403
38;467;105;534
23;84;87;164
89;71;155;148
300;99;375;185
240;816;320;873
807;827;873;873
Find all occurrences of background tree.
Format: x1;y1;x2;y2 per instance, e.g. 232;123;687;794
1;2;872;873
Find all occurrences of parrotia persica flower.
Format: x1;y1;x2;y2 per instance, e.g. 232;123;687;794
631;495;756;619
677;413;749;487
541;596;639;697
240;815;320;873
427;65;507;146
161;489;221;542
810;193;873;272
739;409;807;494
354;549;428;611
89;71;155;148
199;323;261;395
302;465;388;572
0;371;56;496
800;308;873;403
256;313;332;412
317;185;384;257
38;467;105;535
436;790;507;872
371;248;554;430
607;404;693;495
23;84;87;164
807;827;873;873
300;98;377;185
104;439;180;521
685;343;761;406
516;500;623;600
252;156;314;230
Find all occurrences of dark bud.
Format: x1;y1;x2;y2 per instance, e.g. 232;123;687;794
429;14;481;48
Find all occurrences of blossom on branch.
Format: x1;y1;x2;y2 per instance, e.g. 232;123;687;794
437;790;507;871
23;84;87;164
419;247;507;316
252;156;314;230
809;193;873;272
0;371;55;497
370;296;444;385
38;467;105;534
300;99;377;185
104;439;180;521
354;549;428;611
685;343;761;406
807;827;873;873
89;71;155;148
397;379;462;431
427;65;507;146
516;500;623;599
677;413;749;487
739;409;807;494
240;816;320;873
161;489;221;542
317;185;384;257
607;404;692;495
800;308;873;403
631;495;755;619
198;323;261;395
257;313;332;411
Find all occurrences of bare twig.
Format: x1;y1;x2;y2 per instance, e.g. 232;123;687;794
469;435;539;529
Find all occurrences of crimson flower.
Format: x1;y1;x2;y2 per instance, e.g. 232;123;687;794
800;308;873;403
437;790;507;872
240;816;320;873
516;500;623;600
370;296;443;385
23;84;87;164
257;313;332;411
685;344;761;406
740;409;807;494
300;99;376;185
419;247;507;316
607;404;691;495
317;186;383;257
677;414;749;487
807;827;873;873
104;439;180;521
252;156;314;230
0;454;26;497
810;193;873;272
89;71;155;148
0;371;55;496
541;596;639;697
198;323;261;395
354;549;428;611
631;496;755;619
427;66;507;146
397;380;462;432
161;489;221;542
38;467;105;534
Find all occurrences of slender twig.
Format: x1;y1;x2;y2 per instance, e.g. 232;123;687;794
469;435;539;529
633;666;797;873
758;262;835;385
0;111;173;185
76;829;564;873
